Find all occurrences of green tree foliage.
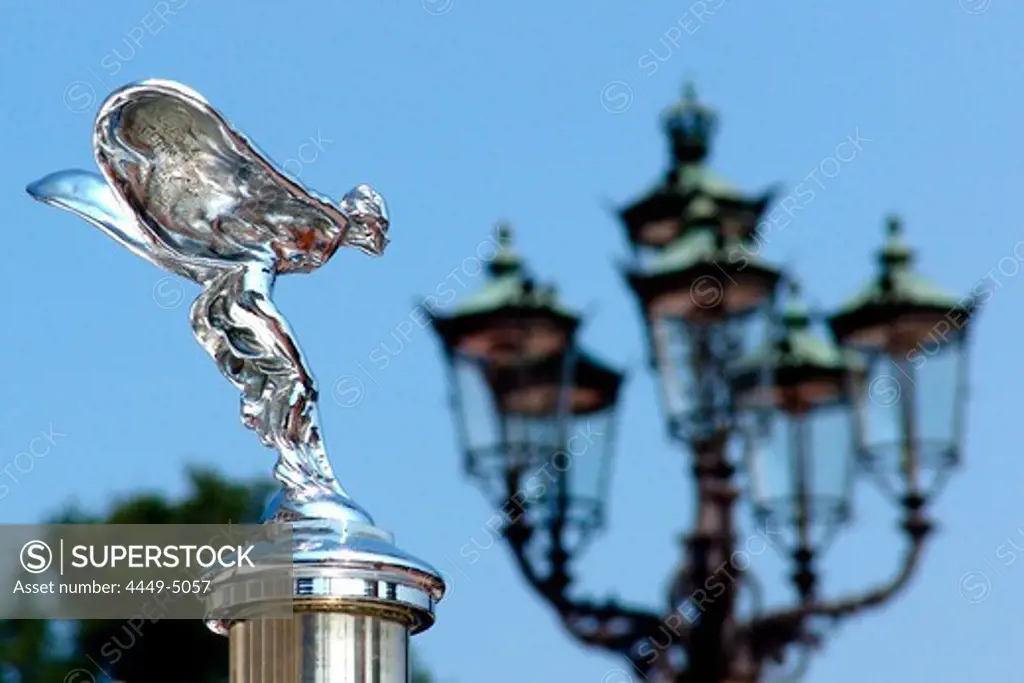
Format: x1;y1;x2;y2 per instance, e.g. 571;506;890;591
0;468;434;683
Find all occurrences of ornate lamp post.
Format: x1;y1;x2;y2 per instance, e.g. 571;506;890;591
428;84;975;683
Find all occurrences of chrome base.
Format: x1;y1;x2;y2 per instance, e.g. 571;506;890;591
229;613;409;683
206;489;445;642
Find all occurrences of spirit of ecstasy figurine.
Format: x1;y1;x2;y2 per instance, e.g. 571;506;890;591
27;80;443;665
28;79;384;525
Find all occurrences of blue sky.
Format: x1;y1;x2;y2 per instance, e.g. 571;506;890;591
2;1;1023;681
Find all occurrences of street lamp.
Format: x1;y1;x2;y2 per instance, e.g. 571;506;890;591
428;225;581;473
828;215;974;510
429;83;977;683
730;282;866;601
429;228;624;594
617;91;786;679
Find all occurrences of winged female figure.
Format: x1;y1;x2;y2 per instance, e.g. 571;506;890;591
27;80;388;522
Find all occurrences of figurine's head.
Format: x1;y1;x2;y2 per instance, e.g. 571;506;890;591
339;184;390;256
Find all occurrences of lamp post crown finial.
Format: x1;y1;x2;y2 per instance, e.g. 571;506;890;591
683;80;698;102
663;79;718;164
489;222;523;277
497;221;513;245
879;213;914;273
886;213;902;235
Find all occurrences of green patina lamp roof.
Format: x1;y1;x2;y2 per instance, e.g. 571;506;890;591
620;157;750;222
432;224;571;319
447;274;576;319
646;227;719;275
429;225;580;351
641;226;774;277
622;227;783;322
671;164;744;202
682;195;718;227
831;215;968;319
445;224;522;316
733;283;865;379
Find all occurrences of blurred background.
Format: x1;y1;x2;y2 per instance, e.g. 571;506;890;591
0;1;1021;682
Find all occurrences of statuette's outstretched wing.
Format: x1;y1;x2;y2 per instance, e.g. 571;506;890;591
27;169;161;266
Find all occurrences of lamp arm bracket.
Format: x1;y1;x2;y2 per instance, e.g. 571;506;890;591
750;533;927;647
502;520;669;662
560;600;675;665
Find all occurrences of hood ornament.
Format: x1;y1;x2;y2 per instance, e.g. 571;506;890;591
29;79;387;523
28;80;444;645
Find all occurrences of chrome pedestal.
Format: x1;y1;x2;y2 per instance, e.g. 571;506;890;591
229;614;409;683
206;498;444;683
